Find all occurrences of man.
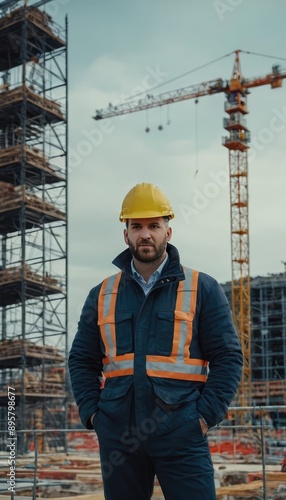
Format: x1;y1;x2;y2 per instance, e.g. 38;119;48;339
69;182;243;500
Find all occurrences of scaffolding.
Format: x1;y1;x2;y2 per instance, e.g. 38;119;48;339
223;273;286;409
0;0;67;453
251;273;286;406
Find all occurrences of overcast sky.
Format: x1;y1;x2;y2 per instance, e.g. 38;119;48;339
49;0;286;333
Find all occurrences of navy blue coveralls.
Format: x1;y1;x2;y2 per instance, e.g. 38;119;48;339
69;243;243;500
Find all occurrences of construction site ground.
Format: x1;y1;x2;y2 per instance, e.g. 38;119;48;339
1;452;286;499
0;419;285;498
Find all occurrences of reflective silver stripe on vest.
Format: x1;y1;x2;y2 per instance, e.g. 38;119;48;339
100;273;120;359
102;273;119;318
146;360;208;375
181;267;193;309
177;267;193;362
103;358;134;373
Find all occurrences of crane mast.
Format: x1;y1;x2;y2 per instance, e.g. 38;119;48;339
94;51;286;418
222;51;251;412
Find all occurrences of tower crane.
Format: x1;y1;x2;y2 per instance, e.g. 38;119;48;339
94;50;286;416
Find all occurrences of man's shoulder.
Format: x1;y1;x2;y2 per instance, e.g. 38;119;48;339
183;266;217;285
90;271;123;295
182;266;221;297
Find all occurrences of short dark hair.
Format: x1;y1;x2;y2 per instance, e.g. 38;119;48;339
125;216;169;228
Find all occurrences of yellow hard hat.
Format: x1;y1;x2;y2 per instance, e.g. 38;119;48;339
120;182;175;222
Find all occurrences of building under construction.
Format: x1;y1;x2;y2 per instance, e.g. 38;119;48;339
223;272;286;415
0;0;67;453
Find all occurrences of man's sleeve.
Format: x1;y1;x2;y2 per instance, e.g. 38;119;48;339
196;274;243;427
68;285;104;429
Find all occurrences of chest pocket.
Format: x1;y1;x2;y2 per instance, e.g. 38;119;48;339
115;311;134;354
98;311;134;356
156;311;174;355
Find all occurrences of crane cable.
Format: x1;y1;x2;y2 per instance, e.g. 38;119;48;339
194;99;199;177
125;51;235;102
241;50;286;62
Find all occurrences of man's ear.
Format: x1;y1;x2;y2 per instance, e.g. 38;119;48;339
166;227;172;241
123;228;129;245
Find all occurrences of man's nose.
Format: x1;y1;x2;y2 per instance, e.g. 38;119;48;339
140;228;151;239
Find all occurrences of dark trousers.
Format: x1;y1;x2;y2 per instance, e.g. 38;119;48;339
95;416;216;500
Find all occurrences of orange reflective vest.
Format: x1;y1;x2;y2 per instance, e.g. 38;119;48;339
97;267;208;382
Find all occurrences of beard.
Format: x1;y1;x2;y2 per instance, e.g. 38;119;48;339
127;238;167;263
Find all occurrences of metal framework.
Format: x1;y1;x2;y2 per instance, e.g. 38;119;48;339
223;273;286;408
222;52;252;411
0;1;67;453
251;274;286;406
227;147;251;407
94;51;286;415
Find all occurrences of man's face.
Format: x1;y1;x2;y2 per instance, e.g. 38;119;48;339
124;217;172;264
